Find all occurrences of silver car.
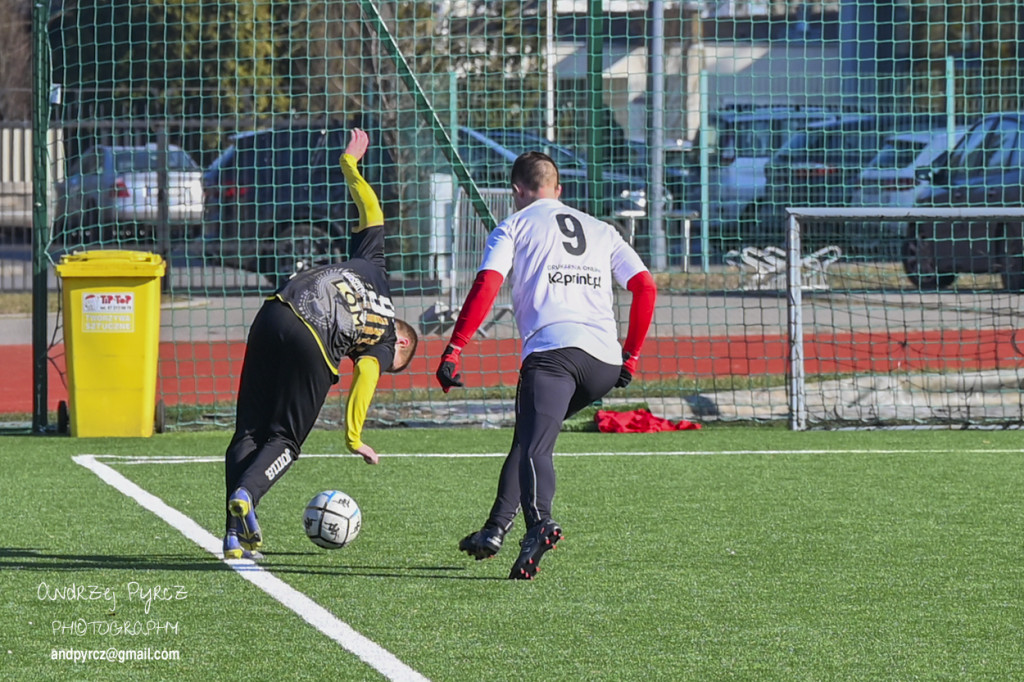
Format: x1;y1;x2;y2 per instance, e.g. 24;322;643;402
847;127;967;259
851;127;967;209
54;143;204;247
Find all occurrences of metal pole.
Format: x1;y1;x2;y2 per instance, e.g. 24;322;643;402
448;72;458;310
945;55;956;151
31;0;51;433
698;70;710;272
839;0;866;107
585;0;607;411
586;0;606;218
546;0;556;143
787;207;1024;222
786;213;806;431
648;0;667;271
682;215;691;273
157;127;171;291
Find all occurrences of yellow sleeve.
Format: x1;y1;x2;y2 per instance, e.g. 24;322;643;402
340;153;384;233
345;356;381;452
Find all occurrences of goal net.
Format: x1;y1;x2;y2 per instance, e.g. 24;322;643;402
783;207;1024;430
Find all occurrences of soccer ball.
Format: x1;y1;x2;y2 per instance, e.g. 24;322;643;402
303;490;361;549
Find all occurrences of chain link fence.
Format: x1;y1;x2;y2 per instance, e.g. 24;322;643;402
4;0;1024;430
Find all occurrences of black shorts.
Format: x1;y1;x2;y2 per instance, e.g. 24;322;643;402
517;347;621;421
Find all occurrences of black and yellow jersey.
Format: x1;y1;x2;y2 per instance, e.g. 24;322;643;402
274;255;396;376
272;151;395;376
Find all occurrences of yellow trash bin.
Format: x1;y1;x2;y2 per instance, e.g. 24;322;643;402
56;250;166;437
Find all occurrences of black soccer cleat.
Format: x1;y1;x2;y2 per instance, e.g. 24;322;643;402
509;519;562;580
458;523;509;561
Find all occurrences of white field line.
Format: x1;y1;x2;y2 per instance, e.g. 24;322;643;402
72;454;429;682
99;448;1024;466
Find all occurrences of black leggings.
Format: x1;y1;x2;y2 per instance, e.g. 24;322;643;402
486;347;620;530
224;300;334;524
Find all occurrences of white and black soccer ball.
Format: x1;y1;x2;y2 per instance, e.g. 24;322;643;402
303;490;361;549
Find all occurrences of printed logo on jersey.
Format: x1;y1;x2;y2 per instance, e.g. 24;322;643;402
546;263;603;289
334;272;394;347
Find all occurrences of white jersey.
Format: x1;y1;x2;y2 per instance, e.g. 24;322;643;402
478;197;649;364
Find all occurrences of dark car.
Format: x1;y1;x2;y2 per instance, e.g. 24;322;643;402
455;126;655;218
614;137;693;213
200;118;395;288
903;112;1024;291
685;106;840;248
754;112;954;253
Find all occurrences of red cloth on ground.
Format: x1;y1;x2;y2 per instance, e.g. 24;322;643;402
595;408;701;433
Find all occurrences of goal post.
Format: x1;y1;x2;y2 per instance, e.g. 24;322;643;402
785;207;1024;431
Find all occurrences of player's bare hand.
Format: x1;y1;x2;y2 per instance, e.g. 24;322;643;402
355;443;379;465
345;128;369;162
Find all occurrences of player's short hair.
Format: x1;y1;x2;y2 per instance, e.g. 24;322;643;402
388;318;419;373
510;151;560;191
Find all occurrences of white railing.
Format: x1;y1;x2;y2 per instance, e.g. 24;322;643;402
419;186;515;337
0;124;64;229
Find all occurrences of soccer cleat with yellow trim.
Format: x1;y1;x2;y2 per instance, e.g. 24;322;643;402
509;519;562;580
227;487;263;551
222;530;264;561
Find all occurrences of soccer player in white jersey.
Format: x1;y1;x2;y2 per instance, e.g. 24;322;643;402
435;151;657;579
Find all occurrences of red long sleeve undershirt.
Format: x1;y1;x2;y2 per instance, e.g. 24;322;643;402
622;270;657;359
448;269;504;349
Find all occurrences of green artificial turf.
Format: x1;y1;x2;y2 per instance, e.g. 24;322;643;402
1;428;1021;680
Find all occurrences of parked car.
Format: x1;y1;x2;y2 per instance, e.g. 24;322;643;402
846;126;967;260
454;126;655;218
684;105;840;250
200;118;395;288
902;112;1024;291
753;112;955;253
853;127;968;207
53;143;204;248
614;137;694;214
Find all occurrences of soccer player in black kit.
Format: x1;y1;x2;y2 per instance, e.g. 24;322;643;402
222;128;419;560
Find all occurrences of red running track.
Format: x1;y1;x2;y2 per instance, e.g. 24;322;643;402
2;329;1023;414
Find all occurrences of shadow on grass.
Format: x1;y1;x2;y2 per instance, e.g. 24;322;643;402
265;562;503;581
0;547;503;580
0;547;228;573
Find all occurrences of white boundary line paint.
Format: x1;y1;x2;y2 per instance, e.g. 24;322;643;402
103;448;1024;465
72;455;430;682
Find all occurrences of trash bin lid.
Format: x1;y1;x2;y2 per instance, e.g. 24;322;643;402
56;250;166;278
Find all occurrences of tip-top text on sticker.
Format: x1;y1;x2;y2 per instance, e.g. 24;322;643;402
81;292;136;333
82;292;135;313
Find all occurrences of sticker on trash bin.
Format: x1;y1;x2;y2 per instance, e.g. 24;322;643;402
81;292;135;333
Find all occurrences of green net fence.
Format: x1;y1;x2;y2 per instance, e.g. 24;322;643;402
5;0;1024;430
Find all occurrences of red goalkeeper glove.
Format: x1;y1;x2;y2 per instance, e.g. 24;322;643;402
435;344;464;393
